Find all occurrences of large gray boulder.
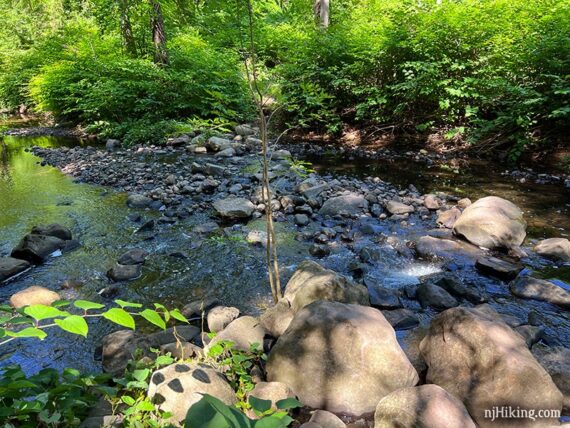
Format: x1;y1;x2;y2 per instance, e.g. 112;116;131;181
385;200;414;215
213;197;255;219
148;363;236;425
415;236;483;262
420;307;563;427
535;238;570;262
283;260;369;313
319;193;369;217
266;301;419;416
207;306;240;333
453;196;526;250
532;345;570;415
11;234;66;264
206;316;267;353
0;257;30;282
510;276;570;309
374;384;476;428
106;263;142;282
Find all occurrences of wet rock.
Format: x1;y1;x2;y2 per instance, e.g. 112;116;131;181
135;219;155;233
259;299;295;337
31;224;72;241
367;283;402;309
246;230;268;246
534;238;570;262
294;214;310;226
11;234;66;264
436;207;461;229
148;363;236;424
475;256;522;280
272;149;292;160
207;306;240;333
193;222;220;234
509;276;570;308
10;285;61;308
374;384;476;428
283;260;369;313
385;200;414;215
457;198;472;209
105;139;120;151
423;195;440;210
126;193;152;208
319;193;369;217
532;345;570;415
266;301;419;416
215;147;236;158
206;316;267;353
309;243;330;258
181;297;219;318
117;249;148;265
417;283;459;310
106;263;142;282
382;308;419;330
299;183;329;199
453;196;526;250
0;257;31;282
166;135;190;146
235;124;255;136
415;236;483;262
309;410;346;428
515;324;544;347
420;307;563;427
434;276;485;303
213;197;255;219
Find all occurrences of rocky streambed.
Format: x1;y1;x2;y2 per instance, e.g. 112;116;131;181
1;125;570;426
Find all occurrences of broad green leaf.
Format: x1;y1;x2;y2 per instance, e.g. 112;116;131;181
135;400;155;412
74;300;105;311
103;308;135;330
132;368;150;382
184;394;249;428
6;327;47;340
0;304;13;312
54;315;88;337
254;414;294;428
248;396;272;414
169;309;189;323
275;397;302;410
23;305;69;321
121;395;136;406
139;309;166;330
114;300;142;309
155;355;174;366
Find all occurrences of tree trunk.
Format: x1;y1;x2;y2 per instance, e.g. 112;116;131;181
314;0;330;28
150;0;169;65
119;0;137;56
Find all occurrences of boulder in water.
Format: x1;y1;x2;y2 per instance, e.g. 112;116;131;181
31;224;72;241
319;193;369;217
213;197;255;219
10;285;61;308
11;234;66;264
0;257;31;282
534;238;570;262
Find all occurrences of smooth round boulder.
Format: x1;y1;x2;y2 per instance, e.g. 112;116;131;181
0;257;31;282
31;224;72;241
10;285;61;308
386;200;415;215
309;410;346;428
283;260;369;313
213;197;255;219
207;306;240;333
266;301;419;416
148;363;236;424
535;238;570;262
319;193;369;217
374;384;476;428
11;234;66;264
117;249;148;265
206;316;267;352
420;307;563;427
126;194;152;208
453;196;526;250
510;276;570;309
106;263;142;282
259;299;295;337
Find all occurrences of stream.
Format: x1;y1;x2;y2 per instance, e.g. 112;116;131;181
1;121;569;376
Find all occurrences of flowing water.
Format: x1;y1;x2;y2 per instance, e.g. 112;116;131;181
1;120;569;375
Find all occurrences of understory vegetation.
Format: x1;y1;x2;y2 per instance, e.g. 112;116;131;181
1;0;568;153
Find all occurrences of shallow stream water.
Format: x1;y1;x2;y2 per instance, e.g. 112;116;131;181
1;122;569;375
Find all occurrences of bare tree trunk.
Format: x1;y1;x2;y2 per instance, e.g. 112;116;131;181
119;0;137;56
314;0;330;28
150;0;169;65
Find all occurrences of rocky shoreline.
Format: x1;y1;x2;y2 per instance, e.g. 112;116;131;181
3;125;569;426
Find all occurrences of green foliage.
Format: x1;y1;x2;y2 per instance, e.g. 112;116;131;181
184;394;301;428
0;365;114;427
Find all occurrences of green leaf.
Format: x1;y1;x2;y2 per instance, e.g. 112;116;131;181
249;396;272;414
139;309;166;330
114;300;142;309
135;400;156;412
169;309;189;323
184;394;250;428
74;300;105;311
275;397;302;410
0;304;13;312
102;308;135;329
54;315;88;337
6;327;47;340
254;414;294;428
23;305;69;321
132;369;150;382
121;395;136;406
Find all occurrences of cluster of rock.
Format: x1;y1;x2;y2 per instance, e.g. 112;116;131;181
95;258;567;427
0;223;76;283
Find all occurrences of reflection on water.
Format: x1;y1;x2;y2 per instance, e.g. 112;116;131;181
307;154;570;239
